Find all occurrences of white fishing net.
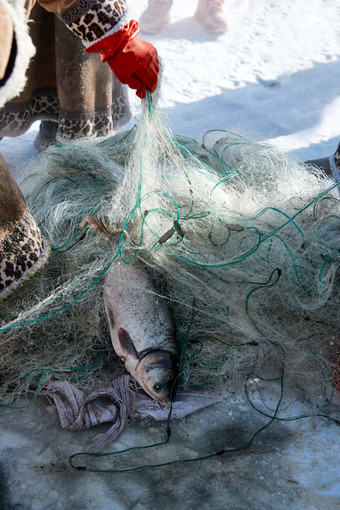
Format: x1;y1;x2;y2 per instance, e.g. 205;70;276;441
0;98;339;418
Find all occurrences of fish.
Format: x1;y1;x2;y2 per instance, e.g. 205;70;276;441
85;216;178;402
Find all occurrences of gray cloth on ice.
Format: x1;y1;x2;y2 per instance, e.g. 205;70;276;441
42;375;134;449
42;375;221;449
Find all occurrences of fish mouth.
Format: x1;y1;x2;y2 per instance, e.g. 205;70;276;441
142;389;171;403
140;384;176;403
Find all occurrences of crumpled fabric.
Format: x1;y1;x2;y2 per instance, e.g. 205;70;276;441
41;375;221;449
42;375;135;449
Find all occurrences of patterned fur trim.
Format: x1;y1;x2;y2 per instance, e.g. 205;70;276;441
334;142;340;172
328;143;340;183
57;100;131;141
0;86;131;139
0;210;50;300
59;0;128;46
82;11;130;48
60;0;98;22
0;0;35;108
0;87;59;137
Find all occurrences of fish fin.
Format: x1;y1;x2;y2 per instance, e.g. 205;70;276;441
106;304;115;330
85;215;111;238
118;327;139;361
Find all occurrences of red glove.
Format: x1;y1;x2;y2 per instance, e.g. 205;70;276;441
86;20;159;99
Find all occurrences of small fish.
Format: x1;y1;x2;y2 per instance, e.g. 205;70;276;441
85;216;178;402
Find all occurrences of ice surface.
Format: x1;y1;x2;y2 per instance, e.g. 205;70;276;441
0;386;338;510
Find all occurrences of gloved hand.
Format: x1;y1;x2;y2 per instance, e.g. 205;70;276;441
86;20;159;99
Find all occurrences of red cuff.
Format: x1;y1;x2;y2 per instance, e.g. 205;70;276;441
85;20;140;62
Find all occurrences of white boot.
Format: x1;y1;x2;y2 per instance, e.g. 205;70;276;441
195;0;227;34
139;0;173;34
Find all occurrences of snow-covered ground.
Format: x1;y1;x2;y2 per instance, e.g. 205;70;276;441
0;1;339;509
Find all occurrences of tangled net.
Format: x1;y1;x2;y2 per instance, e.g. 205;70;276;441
0;98;339;424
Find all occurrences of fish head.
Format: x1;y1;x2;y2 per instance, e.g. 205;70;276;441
137;350;178;402
115;327;178;402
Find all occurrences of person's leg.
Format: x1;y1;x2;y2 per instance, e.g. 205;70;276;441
139;0;174;34
34;120;58;151
304;157;332;177
305;142;340;182
195;0;227;34
0;154;50;299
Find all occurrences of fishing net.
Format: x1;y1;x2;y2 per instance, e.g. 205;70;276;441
0;97;339;424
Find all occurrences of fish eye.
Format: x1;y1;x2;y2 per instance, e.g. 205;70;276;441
154;383;162;393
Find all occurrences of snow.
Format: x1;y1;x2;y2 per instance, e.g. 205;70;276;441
0;0;340;508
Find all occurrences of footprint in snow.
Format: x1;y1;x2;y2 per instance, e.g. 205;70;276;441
257;77;282;89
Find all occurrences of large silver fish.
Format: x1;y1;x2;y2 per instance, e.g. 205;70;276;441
86;217;178;402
